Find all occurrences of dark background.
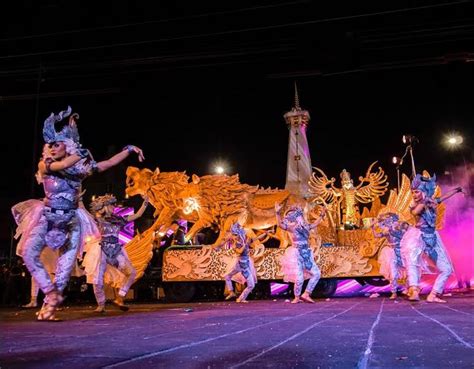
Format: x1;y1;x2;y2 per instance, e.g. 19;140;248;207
1;0;473;257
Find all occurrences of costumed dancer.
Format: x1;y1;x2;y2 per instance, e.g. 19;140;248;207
372;213;408;300
276;203;325;304
220;222;270;303
401;173;463;302
11;106;144;320
84;194;148;312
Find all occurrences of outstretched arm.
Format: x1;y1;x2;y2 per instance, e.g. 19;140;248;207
411;187;463;216
436;187;463;204
126;197;149;222
250;229;275;243
96;145;145;173
214;232;233;250
38;155;82;174
309;207;326;229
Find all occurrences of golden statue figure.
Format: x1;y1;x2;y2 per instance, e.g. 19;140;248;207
308;161;388;228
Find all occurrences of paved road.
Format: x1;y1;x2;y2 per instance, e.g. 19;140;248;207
1;292;473;368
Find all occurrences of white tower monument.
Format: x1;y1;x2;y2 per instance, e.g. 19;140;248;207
284;84;312;197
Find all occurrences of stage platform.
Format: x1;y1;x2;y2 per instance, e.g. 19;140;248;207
1;292;473;368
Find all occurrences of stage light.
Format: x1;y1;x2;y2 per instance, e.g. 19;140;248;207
444;133;463;149
392;156;403;192
402;135;418;145
212;160;229;174
392;156;402;165
401;135;418;178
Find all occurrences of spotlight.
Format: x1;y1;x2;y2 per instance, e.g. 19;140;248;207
392;156;403;165
211;160;229;174
392;156;403;192
444;133;463;149
402;135;418;145
401;135;418;178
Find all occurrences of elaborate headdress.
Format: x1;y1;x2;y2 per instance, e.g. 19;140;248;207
90;194;117;212
377;212;399;226
411;173;437;197
43;106;80;144
284;205;304;222
230;221;246;239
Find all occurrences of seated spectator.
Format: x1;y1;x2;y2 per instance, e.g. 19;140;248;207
162;221;188;247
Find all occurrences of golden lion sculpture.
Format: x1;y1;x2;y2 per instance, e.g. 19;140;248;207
125;167;292;247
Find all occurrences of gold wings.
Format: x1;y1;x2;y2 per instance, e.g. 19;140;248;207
355;161;389;203
308;167;339;203
379;173;413;223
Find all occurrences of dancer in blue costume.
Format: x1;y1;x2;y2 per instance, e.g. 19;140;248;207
85;194;148;312
222;222;272;303
401;174;463;302
12;106;145;320
372;213;408;300
276;204;325;304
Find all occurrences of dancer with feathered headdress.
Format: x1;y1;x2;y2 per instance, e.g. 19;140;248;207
84;194;148;312
276;203;326;304
11;106;145;320
401;173;463;302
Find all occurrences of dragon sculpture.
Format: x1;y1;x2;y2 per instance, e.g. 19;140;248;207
125;166;292;247
308;161;389;228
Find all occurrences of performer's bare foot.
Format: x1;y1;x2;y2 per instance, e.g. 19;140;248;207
22;301;38;308
94;305;106;313
427;292;447;303
37;290;63;321
291;297;301;304
408;286;420;301
113;296;129;311
389;292;397;300
301;292;316;304
236;297;249;303
225;292;237;301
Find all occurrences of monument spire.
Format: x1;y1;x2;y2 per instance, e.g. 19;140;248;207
284;82;312;197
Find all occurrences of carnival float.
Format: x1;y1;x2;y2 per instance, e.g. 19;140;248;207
120;87;445;302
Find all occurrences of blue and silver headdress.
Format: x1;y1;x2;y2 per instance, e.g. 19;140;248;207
90;194;117;212
377;212;399;227
284;205;304;222
230;221;246;239
43;106;80;144
411;173;437;197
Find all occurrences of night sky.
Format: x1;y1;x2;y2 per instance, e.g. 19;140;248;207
1;1;473;253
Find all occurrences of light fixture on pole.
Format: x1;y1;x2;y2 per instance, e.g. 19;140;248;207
402;134;418;178
392;156;403;192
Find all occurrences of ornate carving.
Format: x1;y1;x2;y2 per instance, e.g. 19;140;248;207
162;243;379;281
